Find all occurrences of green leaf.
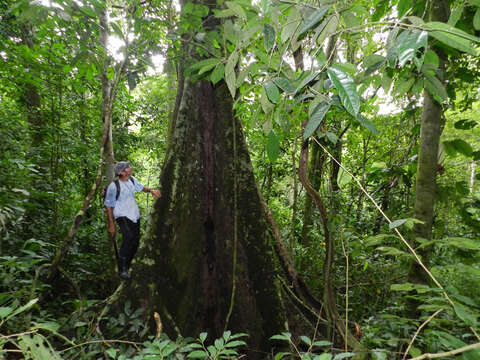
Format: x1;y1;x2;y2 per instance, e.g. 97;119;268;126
300;336;312;346
314;15;338;45
199;332;208;343
224;340;246;348
408;347;421;358
273;77;296;95
187;350;208;359
281;7;301;43
389;218;408;229
106;348;117;358
270;333;292;341
442;237;480;250
423;72;447;102
275;352;292;360
314;355;332;360
326;132;338;144
454;303;477;326
396;30;428;66
210;63;225;85
264;24;276;52
377;246;411;257
448;5;464;26
264;81;280;103
327;66;360;117
6;298;38;322
423;22;479;55
395;76;415;96
295;71;320;94
474;8;480;30
267;130;281;163
225;51;238;98
0;307;13;319
397;0;412;18
312;340;333;347
187;58;221;74
363;55;385;69
424;50;439;68
304;102;330;140
214;9;235;18
444;139;474;157
454;119;477;130
298;6;330;36
355;115;379;134
342;10;360;28
225;1;246;20
333;353;355;360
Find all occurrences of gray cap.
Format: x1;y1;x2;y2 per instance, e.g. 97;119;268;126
114;161;131;176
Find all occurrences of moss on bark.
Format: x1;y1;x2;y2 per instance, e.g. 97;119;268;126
127;80;285;357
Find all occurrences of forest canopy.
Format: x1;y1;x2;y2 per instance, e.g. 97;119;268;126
1;0;480;359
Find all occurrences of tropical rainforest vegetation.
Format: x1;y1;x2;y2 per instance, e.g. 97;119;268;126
1;0;480;359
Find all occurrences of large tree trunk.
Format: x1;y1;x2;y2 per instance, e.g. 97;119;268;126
409;0;449;285
129;80;285;356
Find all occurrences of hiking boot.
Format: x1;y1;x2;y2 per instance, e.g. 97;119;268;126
118;257;131;280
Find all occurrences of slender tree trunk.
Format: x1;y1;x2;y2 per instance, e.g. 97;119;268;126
409;0;449;284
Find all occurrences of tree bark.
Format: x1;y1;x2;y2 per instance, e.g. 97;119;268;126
409;0;449;284
128;80;285;357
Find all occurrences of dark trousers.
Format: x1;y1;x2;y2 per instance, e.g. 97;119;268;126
116;217;140;268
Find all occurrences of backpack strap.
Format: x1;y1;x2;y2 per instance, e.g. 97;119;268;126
114;179;121;200
114;177;135;200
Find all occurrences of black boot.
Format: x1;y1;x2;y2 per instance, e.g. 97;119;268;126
118;257;131;280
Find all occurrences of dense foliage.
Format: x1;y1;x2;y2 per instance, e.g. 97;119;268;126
1;0;480;359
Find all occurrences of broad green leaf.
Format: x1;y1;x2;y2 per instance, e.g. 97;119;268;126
304;102;330;140
443;237;480;250
214;9;235;18
424;50;439;68
314;355;332;360
210;63;225;85
295;71;320;94
225;1;246;20
261;88;274;114
106;348;117;358
363;54;385;69
273;77;296;94
423;22;479;55
355;115;379;134
333;353;355;360
199;332;208;342
274;352;291;360
423;72;447;102
187;350;208;359
187;58;221;74
469;0;480;7
0;307;13;319
267;130;281;163
298;6;330;36
111;22;124;39
390;283;415;291
199;60;221;75
372;0;388;21
396;30;428;66
454;303;477;326
389;218;408;229
408;347;421;358
364;234;397;247
214;338;224;350
327;67;360;117
312;340;332;347
395;76;415;96
397;0;411;18
281;7;301;43
448;5;464;26
270;333;292;341
225;51;238;98
6;298;38;322
264;81;280;103
380;74;392;92
264;24;275;51
342;10;360;28
377;246;411;257
474;8;480;30
224;340;246;347
454;119;477;130
300;336;312;346
314;15;338;45
326;132;338;144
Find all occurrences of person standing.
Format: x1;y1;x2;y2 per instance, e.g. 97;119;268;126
104;161;161;280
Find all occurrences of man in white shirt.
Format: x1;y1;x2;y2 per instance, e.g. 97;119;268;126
104;162;161;279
